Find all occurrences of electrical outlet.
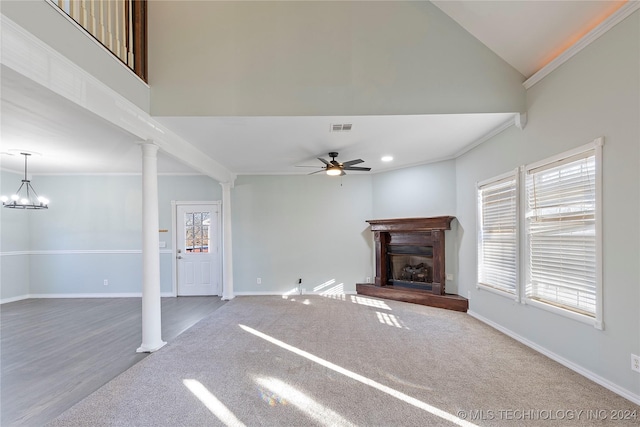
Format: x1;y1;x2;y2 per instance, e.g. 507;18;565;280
366;277;371;283
257;278;261;285
632;354;640;373
103;279;108;286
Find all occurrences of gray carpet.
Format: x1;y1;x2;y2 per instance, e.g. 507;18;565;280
49;295;639;426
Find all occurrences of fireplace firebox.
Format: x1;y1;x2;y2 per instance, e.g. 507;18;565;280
366;217;455;295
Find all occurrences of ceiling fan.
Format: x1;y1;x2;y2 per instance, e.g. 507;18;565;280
297;152;371;176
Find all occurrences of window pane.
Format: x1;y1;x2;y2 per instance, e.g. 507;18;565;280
478;175;517;294
184;211;210;253
526;152;596;316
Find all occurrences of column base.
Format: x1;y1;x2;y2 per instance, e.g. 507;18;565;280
221;295;235;301
136;341;167;353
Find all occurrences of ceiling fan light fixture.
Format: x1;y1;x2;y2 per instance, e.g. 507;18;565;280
326;167;342;176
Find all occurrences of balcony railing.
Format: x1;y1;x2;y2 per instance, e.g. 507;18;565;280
50;0;146;81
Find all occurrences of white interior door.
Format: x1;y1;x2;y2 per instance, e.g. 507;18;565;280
176;203;220;296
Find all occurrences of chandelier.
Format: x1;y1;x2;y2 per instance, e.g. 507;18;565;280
1;153;49;209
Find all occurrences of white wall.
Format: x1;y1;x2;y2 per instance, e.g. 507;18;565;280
148;1;525;116
455;11;640;399
232;174;373;295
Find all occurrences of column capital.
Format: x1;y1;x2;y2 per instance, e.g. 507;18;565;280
220;180;235;190
140;141;159;156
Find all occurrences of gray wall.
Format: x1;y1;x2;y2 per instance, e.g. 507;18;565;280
148;1;525;116
0;170;30;300
0;174;220;299
455;11;640;397
371;160;459;293
232;174;373;294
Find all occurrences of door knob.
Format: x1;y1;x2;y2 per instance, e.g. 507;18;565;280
177;255;183;259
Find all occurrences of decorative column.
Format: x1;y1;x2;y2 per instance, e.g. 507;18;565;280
220;181;234;300
137;142;166;353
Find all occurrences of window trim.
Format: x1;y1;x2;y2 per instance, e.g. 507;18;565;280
476;168;520;301
523;138;603;330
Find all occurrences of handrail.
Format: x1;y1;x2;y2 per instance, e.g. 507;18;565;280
51;0;146;81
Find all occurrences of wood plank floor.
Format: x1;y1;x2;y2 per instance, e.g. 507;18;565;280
0;297;226;426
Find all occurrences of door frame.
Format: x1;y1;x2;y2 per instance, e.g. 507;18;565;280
171;200;222;296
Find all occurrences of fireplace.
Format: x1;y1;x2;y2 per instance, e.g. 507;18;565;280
366;217;455;295
388;245;433;289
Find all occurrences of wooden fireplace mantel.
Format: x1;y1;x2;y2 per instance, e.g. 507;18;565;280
366;216;455;232
366;216;455;295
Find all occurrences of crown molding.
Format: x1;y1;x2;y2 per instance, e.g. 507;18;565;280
454;114;517;158
524;1;640;89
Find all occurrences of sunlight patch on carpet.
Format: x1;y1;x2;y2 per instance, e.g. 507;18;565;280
256;377;356;426
257;386;288;407
183;379;246;427
320;283;344;296
239;324;478;427
350;295;391;310
376;311;406;329
281;288;300;299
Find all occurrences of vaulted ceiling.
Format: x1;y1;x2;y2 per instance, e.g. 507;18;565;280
0;1;630;176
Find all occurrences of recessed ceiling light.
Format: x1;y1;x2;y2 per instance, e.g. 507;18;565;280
381;156;393;162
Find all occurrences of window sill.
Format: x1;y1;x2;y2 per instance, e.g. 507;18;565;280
525;298;603;330
477;283;518;301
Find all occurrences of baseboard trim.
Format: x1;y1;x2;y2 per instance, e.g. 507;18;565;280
0;294;30;304
234;291;357;297
468;310;640;405
1;249;173;256
15;292;175;300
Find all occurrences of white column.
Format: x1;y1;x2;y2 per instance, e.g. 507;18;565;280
220;181;234;300
137;142;167;353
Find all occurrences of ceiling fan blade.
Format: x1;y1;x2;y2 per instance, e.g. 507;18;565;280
317;157;330;166
295;165;323;168
343;166;371;171
308;169;326;175
342;159;364;167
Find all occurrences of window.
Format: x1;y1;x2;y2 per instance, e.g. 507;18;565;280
184;211;211;253
524;140;602;327
476;138;603;329
477;170;518;296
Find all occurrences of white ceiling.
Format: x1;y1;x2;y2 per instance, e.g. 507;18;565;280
155;113;516;176
432;0;627;78
0;1;625;176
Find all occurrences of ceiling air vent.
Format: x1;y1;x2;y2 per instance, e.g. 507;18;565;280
330;123;352;132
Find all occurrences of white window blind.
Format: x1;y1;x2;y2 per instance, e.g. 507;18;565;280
525;149;597;317
478;173;518;294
